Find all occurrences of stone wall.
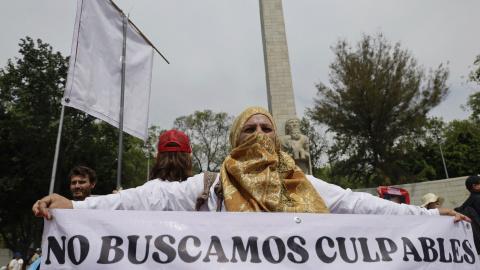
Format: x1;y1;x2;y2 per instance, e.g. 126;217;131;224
0;249;13;267
354;176;470;209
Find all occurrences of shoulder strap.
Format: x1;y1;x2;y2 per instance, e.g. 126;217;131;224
214;177;224;212
195;171;218;211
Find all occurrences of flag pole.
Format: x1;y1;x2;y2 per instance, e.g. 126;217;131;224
116;13;128;190
49;104;65;195
108;0;169;64
433;117;449;179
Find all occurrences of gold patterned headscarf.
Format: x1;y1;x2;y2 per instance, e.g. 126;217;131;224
220;106;330;213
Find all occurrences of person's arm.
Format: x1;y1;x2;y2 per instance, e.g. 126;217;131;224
307;175;470;222
7;260;14;270
72;174;209;211
437;207;471;222
33;173;217;219
32;193;73;220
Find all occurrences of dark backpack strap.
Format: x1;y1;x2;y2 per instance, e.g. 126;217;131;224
195;171;218;211
214;178;224;212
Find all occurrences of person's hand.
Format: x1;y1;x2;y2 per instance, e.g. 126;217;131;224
32;193;73;221
112;187;123;194
438;207;472;223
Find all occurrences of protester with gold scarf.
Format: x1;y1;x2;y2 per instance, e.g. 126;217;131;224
220;106;329;213
33;107;469;224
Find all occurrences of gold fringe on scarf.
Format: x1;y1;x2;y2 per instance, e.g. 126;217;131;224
220;106;330;213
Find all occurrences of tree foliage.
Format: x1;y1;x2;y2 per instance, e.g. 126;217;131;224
307;33;450;187
424;119;480;178
0;37;69;257
398;53;480;182
300;117;328;169
394;118;445;181
441;120;480;176
395;118;480;181
0;37;151;259
466;54;480;121
142;125;168;180
173;110;233;173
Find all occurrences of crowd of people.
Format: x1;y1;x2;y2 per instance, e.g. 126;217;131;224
28;106;477;265
1;248;40;270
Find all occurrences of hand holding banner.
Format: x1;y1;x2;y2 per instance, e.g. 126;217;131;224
41;209;478;269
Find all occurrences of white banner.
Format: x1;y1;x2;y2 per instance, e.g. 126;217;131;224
41;209;478;270
63;0;154;141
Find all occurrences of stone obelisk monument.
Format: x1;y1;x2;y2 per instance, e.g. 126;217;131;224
259;0;312;174
259;0;296;138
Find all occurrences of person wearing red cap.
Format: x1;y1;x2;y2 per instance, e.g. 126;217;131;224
149;129;193;182
33;108;469;223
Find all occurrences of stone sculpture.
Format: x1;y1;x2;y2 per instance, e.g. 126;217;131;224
280;118;312;174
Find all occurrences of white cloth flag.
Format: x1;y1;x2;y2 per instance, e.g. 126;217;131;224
63;0;154;141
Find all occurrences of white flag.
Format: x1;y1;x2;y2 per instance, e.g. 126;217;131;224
63;0;154;141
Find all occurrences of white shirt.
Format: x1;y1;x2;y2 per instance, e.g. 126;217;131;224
8;259;19;270
73;173;438;216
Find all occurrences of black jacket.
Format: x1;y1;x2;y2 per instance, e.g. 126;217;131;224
455;192;480;254
458;192;480;216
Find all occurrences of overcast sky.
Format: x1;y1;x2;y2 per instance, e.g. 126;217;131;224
1;0;479;131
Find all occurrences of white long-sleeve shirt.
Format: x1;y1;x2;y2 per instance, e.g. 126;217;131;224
72;173;439;216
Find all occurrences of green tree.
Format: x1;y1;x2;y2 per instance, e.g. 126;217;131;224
173;110;233;173
53;109;151;196
0;37;151;259
142;125;168;180
397;118;480;181
0;37;70;257
307;33;450;187
466;54;480;120
395;118;444;181
300;117;328;169
441;120;480;177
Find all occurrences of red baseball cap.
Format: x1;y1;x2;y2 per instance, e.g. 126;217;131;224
157;129;192;153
